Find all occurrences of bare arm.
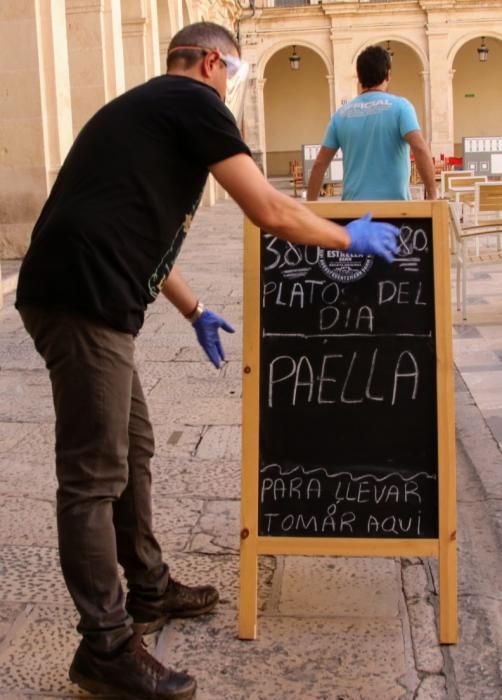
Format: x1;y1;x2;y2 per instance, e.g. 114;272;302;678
210;153;350;250
306;146;337;201
405;130;437;200
161;266;198;317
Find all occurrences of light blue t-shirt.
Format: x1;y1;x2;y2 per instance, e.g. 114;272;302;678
322;92;420;200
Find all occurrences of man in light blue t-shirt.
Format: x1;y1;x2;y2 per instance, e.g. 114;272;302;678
307;45;436;201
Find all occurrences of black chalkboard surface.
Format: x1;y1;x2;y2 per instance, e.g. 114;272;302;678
240;201;456;643
259;218;438;539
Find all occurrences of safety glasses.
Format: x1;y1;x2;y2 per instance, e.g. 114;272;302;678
217;52;244;79
168;45;248;80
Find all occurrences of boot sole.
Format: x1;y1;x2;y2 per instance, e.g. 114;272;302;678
69;666;196;700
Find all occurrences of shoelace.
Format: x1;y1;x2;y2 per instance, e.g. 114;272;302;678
127;631;167;679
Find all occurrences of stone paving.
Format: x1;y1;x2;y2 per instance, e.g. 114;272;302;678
0;197;502;699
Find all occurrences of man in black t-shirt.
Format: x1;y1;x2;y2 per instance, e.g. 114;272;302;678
15;21;399;700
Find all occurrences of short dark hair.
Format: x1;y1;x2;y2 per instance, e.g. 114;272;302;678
167;21;240;71
356;46;391;89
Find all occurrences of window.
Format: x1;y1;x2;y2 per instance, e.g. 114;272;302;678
273;0;311;7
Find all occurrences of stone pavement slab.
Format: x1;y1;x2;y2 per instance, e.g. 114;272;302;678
0;495;57;546
152;457;241;499
156;613;414;700
0;456;57;501
0;604;85;696
153;496;205;552
189;499;240;554
147;396;242;426
194;425;242;460
0;545;70;604
277;556;401;618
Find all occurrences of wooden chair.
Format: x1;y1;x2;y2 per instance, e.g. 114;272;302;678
440;169;473;199
473;181;502;225
289;161;304;198
433;156;446;181
410;157;421;185
443;172;476;253
448;201;502;320
446;175;488;205
472;181;502;252
448;176;489;254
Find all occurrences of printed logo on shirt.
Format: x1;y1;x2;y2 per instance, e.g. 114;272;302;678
148;193;202;300
318;249;374;283
340;99;393;119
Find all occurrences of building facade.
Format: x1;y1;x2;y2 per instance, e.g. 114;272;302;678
0;0;240;257
240;0;502;176
1;0;501;255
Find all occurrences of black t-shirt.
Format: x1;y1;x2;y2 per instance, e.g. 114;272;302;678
16;75;251;334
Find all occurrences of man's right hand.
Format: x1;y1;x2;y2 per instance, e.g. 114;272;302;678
192;308;235;369
346;213;400;263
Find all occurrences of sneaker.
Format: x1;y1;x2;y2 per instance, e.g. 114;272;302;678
127;578;219;633
69;631;196;700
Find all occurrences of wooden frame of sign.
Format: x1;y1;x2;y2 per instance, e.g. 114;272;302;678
239;200;457;644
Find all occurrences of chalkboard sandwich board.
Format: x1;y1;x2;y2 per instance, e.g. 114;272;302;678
240;200;456;644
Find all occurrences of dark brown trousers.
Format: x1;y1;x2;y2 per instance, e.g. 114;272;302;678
19;307;169;653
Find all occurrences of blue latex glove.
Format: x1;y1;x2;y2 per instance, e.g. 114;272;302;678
192;309;235;369
346;213;400;263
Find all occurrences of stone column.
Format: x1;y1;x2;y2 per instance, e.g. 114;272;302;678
330;30;354;110
201;176;217;207
250;78;267;176
446;68;456;156
427;27;454;157
240;67;265;173
157;0;178;68
241;28;266;171
326;74;335;114
66;0;125;137
171;0;184;29
122;0;161;90
0;0;73;257
420;70;432;144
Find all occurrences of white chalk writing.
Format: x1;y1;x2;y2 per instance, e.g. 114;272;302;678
268;350;420;407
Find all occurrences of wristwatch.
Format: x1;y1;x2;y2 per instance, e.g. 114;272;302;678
185;300;204;323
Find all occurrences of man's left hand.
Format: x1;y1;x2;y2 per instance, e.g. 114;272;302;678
192;309;235;368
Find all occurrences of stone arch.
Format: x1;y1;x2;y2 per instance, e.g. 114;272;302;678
257;39;331;82
447;30;502;70
352;35;427;72
260;42;332;177
449;33;502;155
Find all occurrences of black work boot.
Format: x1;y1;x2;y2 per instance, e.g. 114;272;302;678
69;631;196;700
127;578;219;634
